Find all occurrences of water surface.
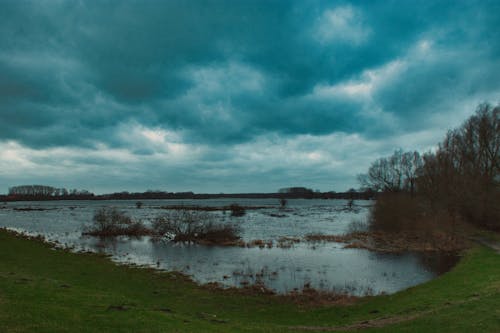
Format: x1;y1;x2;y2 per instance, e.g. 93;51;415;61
0;198;458;295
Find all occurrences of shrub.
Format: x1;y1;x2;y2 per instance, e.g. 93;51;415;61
152;210;241;245
229;204;246;217
369;193;460;236
279;198;288;209
346;198;354;210
83;207;150;237
197;223;241;245
152;210;202;238
369;193;421;233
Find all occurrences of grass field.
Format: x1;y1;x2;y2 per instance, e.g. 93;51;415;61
0;229;499;332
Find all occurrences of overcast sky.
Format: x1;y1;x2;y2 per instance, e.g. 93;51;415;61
1;0;499;194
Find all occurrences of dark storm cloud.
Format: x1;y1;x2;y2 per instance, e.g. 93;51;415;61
1;0;487;146
0;1;500;145
1;0;500;192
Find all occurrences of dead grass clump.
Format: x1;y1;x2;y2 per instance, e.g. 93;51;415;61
344;231;468;252
196;224;242;245
246;239;273;248
203;281;276;296
304;234;352;243
304;229;467;252
83;208;150;237
276;236;301;248
282;285;359;307
203;279;361;306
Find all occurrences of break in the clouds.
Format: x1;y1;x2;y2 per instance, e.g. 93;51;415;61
1;0;499;193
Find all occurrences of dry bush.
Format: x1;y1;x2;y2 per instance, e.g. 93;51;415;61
279;198;288;209
304;234;348;242
229;204;246;217
369;193;424;233
83;207;150;237
152;210;241;245
370;193;467;237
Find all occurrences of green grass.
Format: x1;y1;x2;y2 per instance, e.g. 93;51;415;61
0;229;499;332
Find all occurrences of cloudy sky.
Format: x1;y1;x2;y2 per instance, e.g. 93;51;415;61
1;0;499;194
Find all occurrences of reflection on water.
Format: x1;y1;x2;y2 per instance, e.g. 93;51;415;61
0;199;459;295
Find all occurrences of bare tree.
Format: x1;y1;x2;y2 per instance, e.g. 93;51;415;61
418;103;500;228
358;149;422;193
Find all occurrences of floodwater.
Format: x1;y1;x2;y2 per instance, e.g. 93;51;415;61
0;198;458;295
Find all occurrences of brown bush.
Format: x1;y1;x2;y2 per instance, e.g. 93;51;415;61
229;204;246;217
152;210;241;245
369;192;466;238
83;207;150;237
369;193;423;233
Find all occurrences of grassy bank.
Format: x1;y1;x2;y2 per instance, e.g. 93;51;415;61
0;229;499;332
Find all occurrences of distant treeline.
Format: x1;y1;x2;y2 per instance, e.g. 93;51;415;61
359;103;499;231
6;185;95;200
0;186;375;202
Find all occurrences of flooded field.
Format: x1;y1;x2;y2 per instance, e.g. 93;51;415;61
0;198;458;295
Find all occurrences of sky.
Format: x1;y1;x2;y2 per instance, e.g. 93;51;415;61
1;0;499;194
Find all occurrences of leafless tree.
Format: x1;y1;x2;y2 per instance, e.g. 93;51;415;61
358;149;422;194
418;103;500;228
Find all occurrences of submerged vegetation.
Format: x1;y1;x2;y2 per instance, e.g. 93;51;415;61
83;208;242;245
80;203;471;252
83;207;150;237
306;230;468;252
152;211;241;245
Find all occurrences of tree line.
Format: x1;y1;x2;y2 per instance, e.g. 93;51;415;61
8;185;93;198
359;103;499;231
3;186;375;202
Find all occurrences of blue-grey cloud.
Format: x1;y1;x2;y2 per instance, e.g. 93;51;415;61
0;0;499;192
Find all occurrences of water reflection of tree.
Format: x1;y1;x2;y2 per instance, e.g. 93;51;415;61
93;236;119;253
416;252;459;275
368;251;459;276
